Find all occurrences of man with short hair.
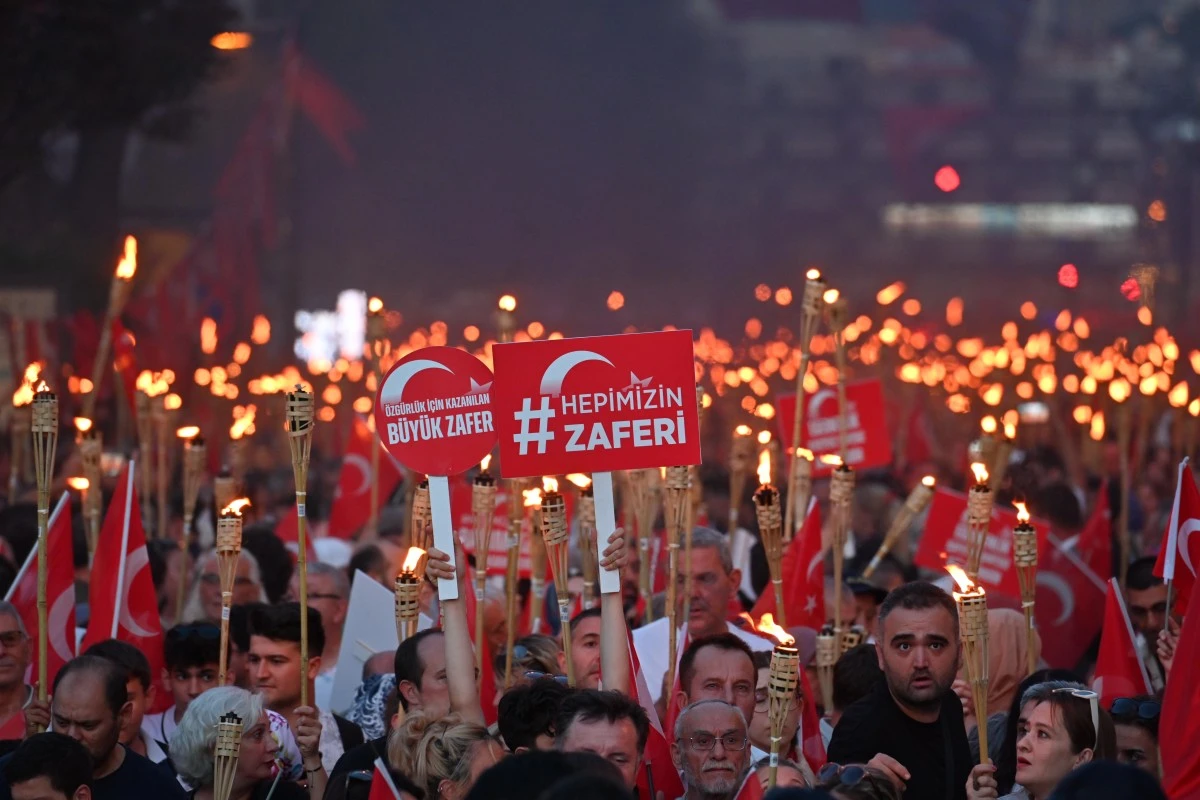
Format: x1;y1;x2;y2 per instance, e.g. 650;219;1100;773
2;732;92;800
139;624;220;756
0;603;32;740
1124;557;1167;691
633;528;772;703
675;634;757;726
498;678;574;751
1110;695;1159;776
672;700;751;800
0;656;185;799
827;582;970;800
288;562;349;710
248;603;363;774
556;689;649;791
821;642;882;746
568;608;603;690
81;640;163;763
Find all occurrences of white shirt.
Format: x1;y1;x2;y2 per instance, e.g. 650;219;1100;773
141;706;179;751
730;526;759;603
318;708;346;774
314;667;337;712
632;618;775;703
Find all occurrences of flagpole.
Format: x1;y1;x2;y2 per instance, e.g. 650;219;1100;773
112;462;136;640
1163;458;1188;636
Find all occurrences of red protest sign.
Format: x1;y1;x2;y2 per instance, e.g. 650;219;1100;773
776;378;892;477
374;347;497;476
492;331;701;478
913;487;1050;600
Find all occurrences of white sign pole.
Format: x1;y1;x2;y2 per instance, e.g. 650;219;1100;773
428;475;459;600
592;471;621;595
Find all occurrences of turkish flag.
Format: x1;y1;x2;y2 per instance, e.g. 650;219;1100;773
628;629;685;800
81;462;170;712
1033;532;1107;670
1160;559;1200;799
1154;460;1200;614
1091;579;1152;707
1077;482;1113;582
799;667;827;771
111;319;140;417
367;757;402;800
4;493;75;690
328;416;404;539
749;500;824;629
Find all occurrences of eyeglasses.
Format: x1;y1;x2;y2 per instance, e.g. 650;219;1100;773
167;624;220;641
524;671;569;684
1053;687;1099;750
685;733;748;752
200;573;254;587
755;689;799;712
0;631;26;649
818;763;869;787
306;593;343;601
1110;698;1160;721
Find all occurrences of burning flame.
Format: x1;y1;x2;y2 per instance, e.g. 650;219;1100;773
368;296;384;314
823;288;840;305
1004;422;1017;439
480;454;492;472
1015;501;1030;524
176;425;200;439
523;488;543;508
163;393;182;411
876;281;906;306
980;415;997;434
1170;382;1189;408
230;405;256;439
542;476;559;494
221;498;251;517
23;363;41;385
946;565;983;599
820;454;843;468
734;424;752;437
74;417;93;434
1109;378;1131;403
566;473;591;489
757;430;771;445
251;315;271;345
66;477;89;491
795;447;814;461
805;268;822;281
498;294;517;312
1191;398;1200;417
200;318;218;355
402;547;425;574
11;384;32;407
757;613;795;646
115;236;137;280
970;462;989;485
922;475;936;488
33;381;49;395
757;449;771;486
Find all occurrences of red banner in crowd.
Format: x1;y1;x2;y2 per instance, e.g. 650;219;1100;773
913;488;1049;600
492;331;701;478
776;378;892;477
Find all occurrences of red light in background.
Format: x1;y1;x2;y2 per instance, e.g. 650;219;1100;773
1057;264;1079;288
1120;278;1141;302
934;166;960;193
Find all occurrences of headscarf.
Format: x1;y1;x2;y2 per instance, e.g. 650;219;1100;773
346;672;397;741
986;608;1041;712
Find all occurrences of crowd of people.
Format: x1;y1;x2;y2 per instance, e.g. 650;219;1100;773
0;422;1186;800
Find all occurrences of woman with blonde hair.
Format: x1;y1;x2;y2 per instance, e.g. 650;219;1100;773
388;713;504;800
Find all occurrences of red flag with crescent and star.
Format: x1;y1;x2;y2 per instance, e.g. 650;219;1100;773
81;461;170;712
1154;460;1200;614
749;500;824;630
327;416;404;539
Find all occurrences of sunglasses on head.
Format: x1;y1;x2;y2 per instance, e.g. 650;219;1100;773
1053;687;1100;750
818;763;870;788
167;624;221;641
1110;697;1160;721
524;671;569;684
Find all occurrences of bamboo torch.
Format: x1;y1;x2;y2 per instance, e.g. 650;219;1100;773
411;480;431;552
840;625;865;654
214;470;239;518
754;450;786;627
395;547;425;642
785;268;826;541
366;297;390;539
966;463;993;586
815;625;836;713
75;418;103;560
134;379;154;515
971;416;998;474
826;456;855;637
177;427;206;623
663;466;690;692
228;406;256;493
9;376;33;504
568;474;598;609
625;469;653;622
824;288;851;463
787;449;814;544
216;498;249;685
991;421;1017;494
31;382;57;708
82;235;136;420
503;481;530;689
528;481;549;636
212;711;243;800
864;476;935;578
730;425;755;535
1013;501;1039;676
285;385;315;706
1110;378;1133;588
949;565;990;765
155;392;181;539
766;641;800;790
541;479;575;685
472;455;498;686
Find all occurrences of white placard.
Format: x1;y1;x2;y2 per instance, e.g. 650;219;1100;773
592;471;621;594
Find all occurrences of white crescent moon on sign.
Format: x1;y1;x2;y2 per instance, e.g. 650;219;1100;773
379;360;453;406
118;548;156;639
338;453;372;498
539;351;613;396
807;388;837;418
48;587;74;664
1179;519;1200;575
1036;572;1075;626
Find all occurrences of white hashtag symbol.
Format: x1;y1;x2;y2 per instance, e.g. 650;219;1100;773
513;397;556;455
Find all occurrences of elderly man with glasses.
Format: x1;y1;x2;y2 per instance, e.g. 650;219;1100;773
0;602;31;740
672;700;751;800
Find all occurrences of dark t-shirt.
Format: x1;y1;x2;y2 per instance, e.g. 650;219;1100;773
827;680;971;800
329;735;388;782
0;745;187;800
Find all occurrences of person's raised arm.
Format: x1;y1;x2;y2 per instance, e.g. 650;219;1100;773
598;527;631;695
425;535;486;726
